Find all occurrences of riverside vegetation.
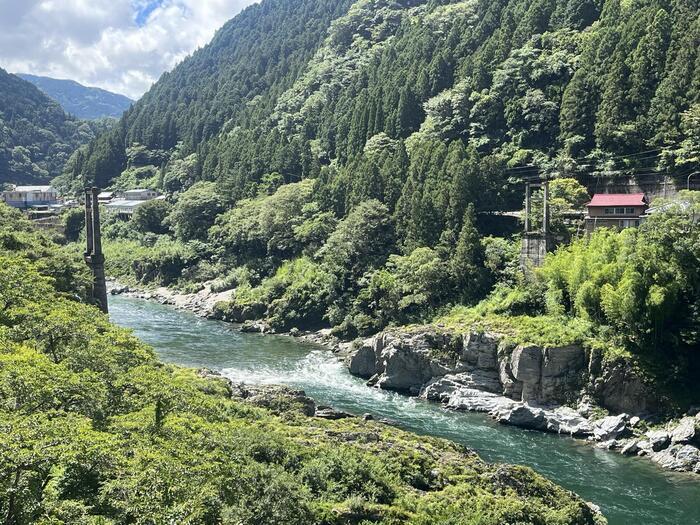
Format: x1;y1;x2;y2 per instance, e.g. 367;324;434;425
57;0;700;429
0;204;608;524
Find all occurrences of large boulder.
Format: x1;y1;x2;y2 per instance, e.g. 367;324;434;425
446;388;517;414
651;444;700;472
375;342;451;394
356;330;462;395
421;370;502;402
495;404;546;431
348;340;380;378
671;417;698;445
592;414;629;441
645;430;671;452
545;407;593;437
620;440;640;456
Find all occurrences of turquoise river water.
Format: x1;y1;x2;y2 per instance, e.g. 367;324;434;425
110;295;700;525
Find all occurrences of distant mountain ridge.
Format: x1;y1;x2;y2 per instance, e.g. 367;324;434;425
17;74;133;120
0;68;110;184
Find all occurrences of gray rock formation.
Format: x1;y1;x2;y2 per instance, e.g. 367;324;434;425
651;444;700;472
671;417;698;445
229;383;316;416
592;414;629;441
589;357;660;415
620;440;640;456
343;325;696;475
645;430;671;452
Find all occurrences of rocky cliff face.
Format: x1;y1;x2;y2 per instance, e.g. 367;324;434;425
347;326;700;474
349;328;632;409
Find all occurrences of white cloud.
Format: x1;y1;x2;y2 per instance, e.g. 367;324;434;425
0;0;259;99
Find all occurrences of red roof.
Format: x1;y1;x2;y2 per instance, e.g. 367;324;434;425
587;193;647;207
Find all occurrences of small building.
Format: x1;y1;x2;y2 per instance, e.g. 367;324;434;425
123;188;159;201
97;191;115;204
1;185;60;209
104;189;163;217
585;193;648;233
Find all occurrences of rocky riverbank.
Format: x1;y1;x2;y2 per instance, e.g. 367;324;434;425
345;328;700;475
109;281;235;318
110;283;700;476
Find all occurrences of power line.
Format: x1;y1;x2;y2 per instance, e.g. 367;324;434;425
504;145;684;174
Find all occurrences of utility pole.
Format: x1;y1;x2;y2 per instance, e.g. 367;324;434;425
520;174;552;269
543;180;550;235
84;187;108;314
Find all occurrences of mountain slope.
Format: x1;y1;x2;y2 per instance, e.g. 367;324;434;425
0;68;108;184
17;74;133;120
70;0;700;201
58;0;356;192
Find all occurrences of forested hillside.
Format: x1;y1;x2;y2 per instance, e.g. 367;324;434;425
17;74;134;120
0;68;108;184
66;0;700;197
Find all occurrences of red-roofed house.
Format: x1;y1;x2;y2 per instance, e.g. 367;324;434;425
585;193;649;233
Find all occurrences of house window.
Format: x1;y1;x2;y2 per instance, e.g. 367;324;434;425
604;208;614;215
615;207;625;215
625;207;635;214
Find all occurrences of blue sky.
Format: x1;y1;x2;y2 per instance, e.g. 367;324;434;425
0;0;258;99
135;1;165;26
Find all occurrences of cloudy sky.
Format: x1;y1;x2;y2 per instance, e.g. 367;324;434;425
0;0;258;100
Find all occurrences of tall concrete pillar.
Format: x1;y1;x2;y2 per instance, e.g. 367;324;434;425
84;188;108;314
524;182;531;232
543;181;550;235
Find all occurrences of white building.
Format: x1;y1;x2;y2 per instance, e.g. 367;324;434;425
1;185;60;210
104;189;163;216
123;189;159;201
97;191;115;204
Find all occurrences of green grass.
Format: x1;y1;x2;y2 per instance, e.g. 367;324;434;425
434;305;593;348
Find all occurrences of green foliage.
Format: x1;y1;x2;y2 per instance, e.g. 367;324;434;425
0;203;90;298
52;0;700;355
0;207;601;525
131;198;172;235
211;180;327;264
321;199;395;285
345;247;452;336
167;181;225;241
61;207;85;243
104;237;203;287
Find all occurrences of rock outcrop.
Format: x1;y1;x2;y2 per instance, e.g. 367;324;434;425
345;326;700;475
349;329;591;407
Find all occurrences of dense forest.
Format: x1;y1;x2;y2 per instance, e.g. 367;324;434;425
0;68;109;185
59;0;700;407
17;74;134;120
0;202;605;524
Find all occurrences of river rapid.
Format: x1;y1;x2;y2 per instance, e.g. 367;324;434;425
110;295;700;525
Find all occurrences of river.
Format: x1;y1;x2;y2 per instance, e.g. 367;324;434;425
110;295;700;525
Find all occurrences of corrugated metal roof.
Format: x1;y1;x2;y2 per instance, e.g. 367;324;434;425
10;186;55;192
105;199;148;209
588;193;646;207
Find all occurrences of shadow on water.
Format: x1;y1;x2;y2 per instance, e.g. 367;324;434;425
110;295;700;525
